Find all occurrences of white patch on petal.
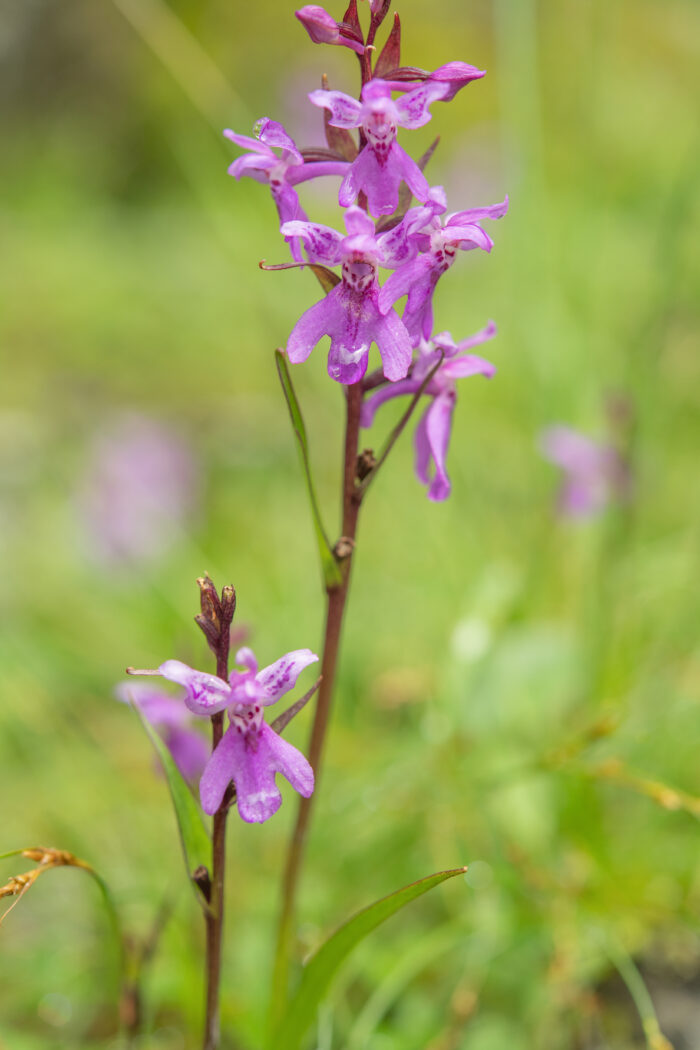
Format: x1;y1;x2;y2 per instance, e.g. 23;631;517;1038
329;344;368;380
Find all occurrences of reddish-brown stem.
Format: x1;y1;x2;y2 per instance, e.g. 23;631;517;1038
203;712;227;1050
202;597;233;1050
272;383;363;1014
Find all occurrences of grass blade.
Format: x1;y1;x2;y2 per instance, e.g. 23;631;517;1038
270;867;466;1050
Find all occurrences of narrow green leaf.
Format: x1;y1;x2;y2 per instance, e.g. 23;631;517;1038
275;350;342;588
131;701;212;907
270;867;466;1050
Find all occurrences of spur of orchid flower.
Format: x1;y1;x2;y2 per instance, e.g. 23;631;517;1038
224;118;348;261
136;646;318;823
308;78;446;217
362;323;497;500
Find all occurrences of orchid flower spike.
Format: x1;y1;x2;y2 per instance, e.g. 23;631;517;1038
308;78;445;217
224;118;347;261
151;647;318;822
379;196;509;345
281;205;421;384
295;5;365;53
115;682;209;782
362;323;497;500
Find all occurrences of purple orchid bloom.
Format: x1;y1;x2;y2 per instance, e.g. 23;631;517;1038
385;62;486;103
362;323;497;500
539;425;631;518
379;196;508;345
281;205;416;384
224;118;348;262
156;647;318;822
308;78;445;217
115;682;209;782
295;5;365;53
427;62;487;101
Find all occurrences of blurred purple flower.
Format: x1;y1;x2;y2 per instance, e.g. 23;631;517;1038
362;323;497;500
79;414;196;567
115;681;209;782
156;646;318;822
539;425;631;518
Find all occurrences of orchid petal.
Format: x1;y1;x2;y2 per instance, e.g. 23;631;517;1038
223;129;272;155
344;206;376;238
328;340;370;385
423;392;455;501
419;297;434;343
440;353;496;380
234;647;258;674
260;722;314;802
157;660;231;716
308;89;362;129
199;725;247;816
378;256;430;314
395;82;443;129
361;79;394;103
257;648;319;705
287;288;343;364
296;4;338;43
165;726;209;781
441;223;493;252
428;61;486;102
361;379;422;428
374;309;413;382
391;142;430;204
115;682;189;727
454;320;497;351
255;118;302;163
414;405;432;486
280;220;344;266
227;153;275;180
448;195;509;225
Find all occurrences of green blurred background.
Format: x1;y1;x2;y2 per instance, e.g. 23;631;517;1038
1;0;699;1047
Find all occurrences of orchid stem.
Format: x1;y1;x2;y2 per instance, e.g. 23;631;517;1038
202;596;233;1050
271;382;364;1021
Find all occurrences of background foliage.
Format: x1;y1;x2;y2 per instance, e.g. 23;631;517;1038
1;0;698;1047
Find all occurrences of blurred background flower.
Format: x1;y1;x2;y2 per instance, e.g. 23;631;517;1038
77;414;198;567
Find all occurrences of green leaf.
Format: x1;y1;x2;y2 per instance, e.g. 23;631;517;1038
131;700;212;907
269;867;466;1050
275;350;342;588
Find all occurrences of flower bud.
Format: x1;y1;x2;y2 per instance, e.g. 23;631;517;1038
295;5;365;53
